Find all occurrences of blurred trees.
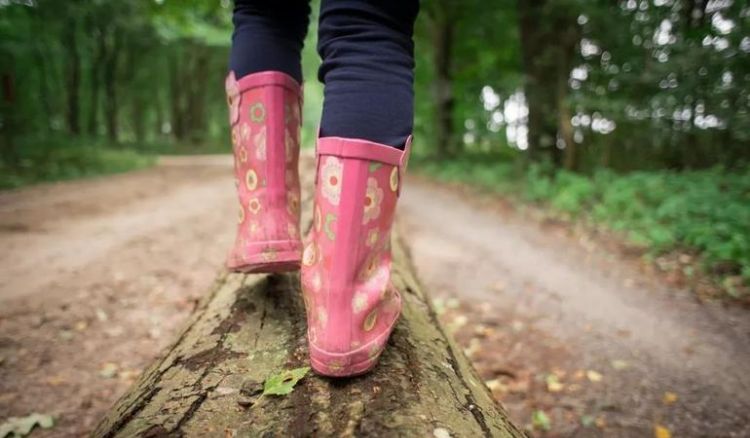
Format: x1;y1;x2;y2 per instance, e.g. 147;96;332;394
414;0;750;172
1;0;748;173
0;0;232;157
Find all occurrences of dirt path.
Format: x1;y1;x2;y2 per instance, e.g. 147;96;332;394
400;179;750;437
1;156;748;437
0;156;235;436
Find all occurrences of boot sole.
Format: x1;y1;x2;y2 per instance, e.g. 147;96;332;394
307;304;400;378
227;246;302;274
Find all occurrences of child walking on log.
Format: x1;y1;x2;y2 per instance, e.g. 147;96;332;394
225;0;419;377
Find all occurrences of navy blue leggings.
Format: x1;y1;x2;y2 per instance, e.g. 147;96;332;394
230;0;419;149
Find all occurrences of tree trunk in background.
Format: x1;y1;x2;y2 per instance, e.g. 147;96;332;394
132;96;146;144
64;18;81;135
557;23;579;171
1;71;18;163
169;48;186;142
517;0;578;167
679;0;708;169
88;31;106;137
32;42;53;125
559;94;576;171
432;14;455;159
155;82;165;140
518;0;554;164
104;29;120;143
122;41;144;144
186;45;209;144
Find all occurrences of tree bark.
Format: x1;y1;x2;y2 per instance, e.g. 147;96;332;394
93;180;524;436
518;0;553;162
169;48;186;142
1;70;18;163
432;12;455;159
103;29;121;143
559;96;576;171
557;29;578;171
517;0;578;167
88;27;106;136
132;95;146;144
185;45;209;144
64;17;81;135
32;39;53;125
155;77;165;140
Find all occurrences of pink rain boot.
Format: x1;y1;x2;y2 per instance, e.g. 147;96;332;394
301;136;411;377
225;71;302;273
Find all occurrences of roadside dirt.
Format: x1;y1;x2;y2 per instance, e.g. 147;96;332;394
0;156;235;436
401;177;750;437
1;156;748;437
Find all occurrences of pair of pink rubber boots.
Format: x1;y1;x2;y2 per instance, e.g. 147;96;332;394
225;70;409;377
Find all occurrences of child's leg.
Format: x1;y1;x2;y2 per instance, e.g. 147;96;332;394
317;0;419;148
225;0;310;273
301;0;419;377
230;0;311;83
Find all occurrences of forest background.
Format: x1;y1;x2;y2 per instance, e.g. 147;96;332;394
1;0;748;297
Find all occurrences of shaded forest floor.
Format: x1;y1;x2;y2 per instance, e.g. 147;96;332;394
0;156;748;437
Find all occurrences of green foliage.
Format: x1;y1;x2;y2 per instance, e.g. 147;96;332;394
413;0;750;170
418;158;750;283
531;410;552;431
0;137;154;189
0;0;233;152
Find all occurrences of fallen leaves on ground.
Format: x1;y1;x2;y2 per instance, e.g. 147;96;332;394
654;424;672;438
611;359;629;370
432;427;452;438
262;366;310;396
0;413;55;438
45;374;67;386
663;391;678;405
95;308;109;322
531;410;551;431
99;362;119;379
484;379;506;393
118;369;141;383
545;374;565;393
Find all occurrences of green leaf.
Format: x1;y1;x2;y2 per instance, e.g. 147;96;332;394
580;414;595;427
531;410;551;431
262;367;311;396
0;413;55;438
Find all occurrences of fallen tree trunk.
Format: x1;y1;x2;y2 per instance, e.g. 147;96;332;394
94;176;523;437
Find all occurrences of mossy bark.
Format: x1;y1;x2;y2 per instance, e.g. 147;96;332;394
94;182;524;437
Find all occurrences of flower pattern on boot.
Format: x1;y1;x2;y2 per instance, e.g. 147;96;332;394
301;136;412;377
320;156;343;206
225;71;303;273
